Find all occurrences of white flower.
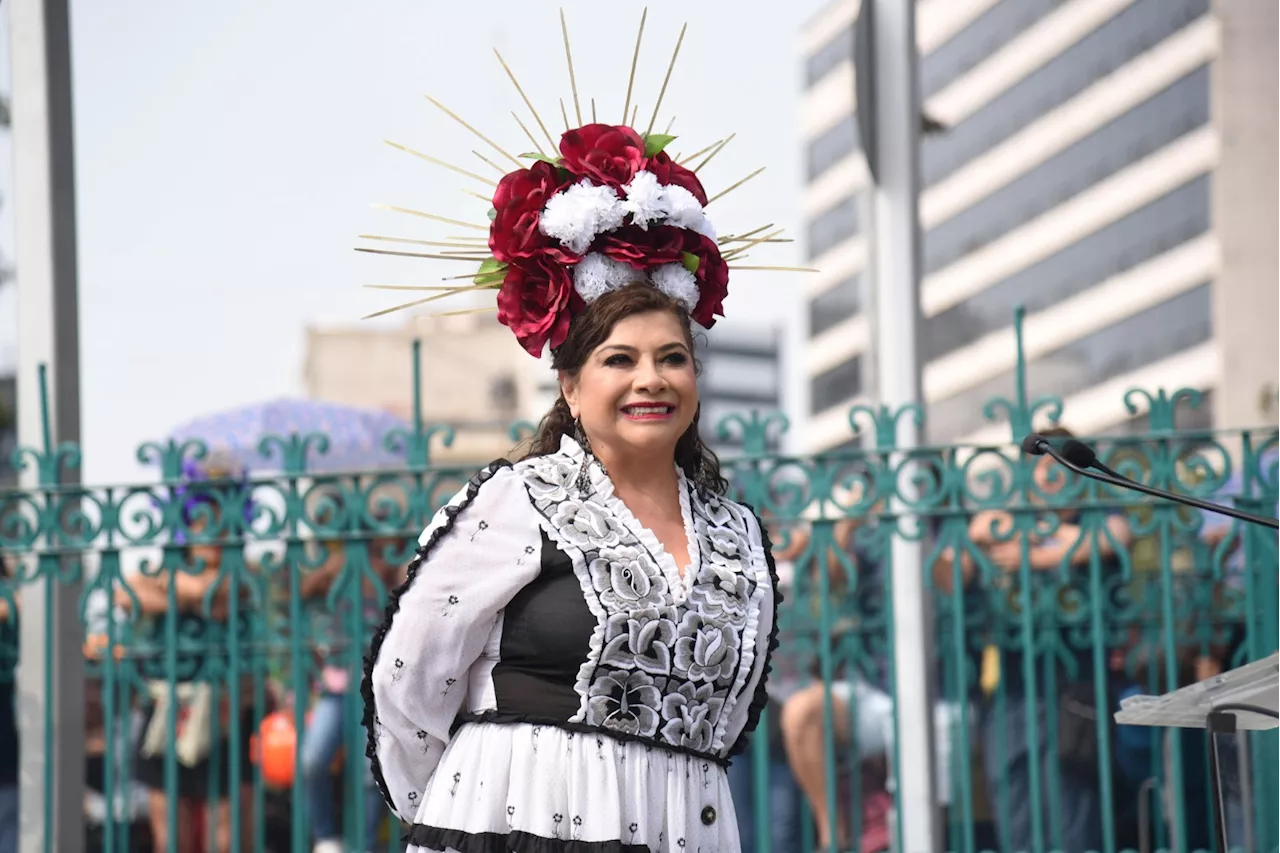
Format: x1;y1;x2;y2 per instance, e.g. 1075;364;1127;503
539;180;627;255
663;185;716;240
573;253;636;303
648;263;700;312
621;170;668;230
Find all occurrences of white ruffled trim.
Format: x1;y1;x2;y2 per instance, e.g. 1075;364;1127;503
713;502;767;751
560;434;698;606
512;447;608;726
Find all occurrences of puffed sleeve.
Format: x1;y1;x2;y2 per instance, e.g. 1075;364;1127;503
362;461;543;822
724;505;781;756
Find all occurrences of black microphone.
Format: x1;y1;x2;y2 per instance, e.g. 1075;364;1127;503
1061;438;1126;479
1020;434;1049;457
1021;433;1279;530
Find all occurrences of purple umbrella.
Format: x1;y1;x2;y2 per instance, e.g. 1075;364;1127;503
168;398;414;473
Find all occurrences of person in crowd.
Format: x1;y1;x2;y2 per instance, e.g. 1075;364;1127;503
300;490;409;853
726;518;807;853
779;504;893;853
116;456;257;853
0;556;17;853
964;426;1133;853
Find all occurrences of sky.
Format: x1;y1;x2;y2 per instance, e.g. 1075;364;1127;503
0;0;823;485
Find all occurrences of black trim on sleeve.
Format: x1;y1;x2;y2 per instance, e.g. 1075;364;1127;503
361;460;513;815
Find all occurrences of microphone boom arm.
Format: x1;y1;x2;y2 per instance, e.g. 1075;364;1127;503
1037;442;1279;530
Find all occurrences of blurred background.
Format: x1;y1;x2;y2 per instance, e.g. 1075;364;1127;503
0;1;1275;852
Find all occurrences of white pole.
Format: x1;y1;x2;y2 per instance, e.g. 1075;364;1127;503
868;1;941;850
11;0;85;851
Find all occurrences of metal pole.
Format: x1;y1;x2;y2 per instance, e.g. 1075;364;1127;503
867;0;940;850
11;0;85;851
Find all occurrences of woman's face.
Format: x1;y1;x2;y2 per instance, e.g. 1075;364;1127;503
186;514;223;569
562;309;698;465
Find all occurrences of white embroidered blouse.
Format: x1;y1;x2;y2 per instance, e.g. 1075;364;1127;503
363;436;779;851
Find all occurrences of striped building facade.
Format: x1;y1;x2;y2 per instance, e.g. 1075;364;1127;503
800;0;1277;451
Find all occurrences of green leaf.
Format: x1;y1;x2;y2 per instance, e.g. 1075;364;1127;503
643;134;677;157
487;207;497;222
476;258;506;286
519;152;562;166
681;252;700;275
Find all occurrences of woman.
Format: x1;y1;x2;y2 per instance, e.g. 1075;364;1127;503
366;281;779;852
966;426;1133;853
301;496;408;853
362;33;795;846
119;458;257;853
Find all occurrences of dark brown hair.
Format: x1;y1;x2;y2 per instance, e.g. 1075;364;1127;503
523;282;729;495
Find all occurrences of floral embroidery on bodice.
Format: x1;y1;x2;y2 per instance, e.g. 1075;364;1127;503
516;437;765;757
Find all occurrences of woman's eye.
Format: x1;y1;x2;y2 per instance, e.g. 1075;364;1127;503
663;352;688;366
604;354;632;367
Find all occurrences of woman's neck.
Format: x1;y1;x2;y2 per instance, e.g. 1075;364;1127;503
593;443;680;503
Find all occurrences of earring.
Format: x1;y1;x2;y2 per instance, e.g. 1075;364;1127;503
573;419;593;495
695;453;709;487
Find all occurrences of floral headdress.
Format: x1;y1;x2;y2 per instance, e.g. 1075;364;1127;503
357;10;813;357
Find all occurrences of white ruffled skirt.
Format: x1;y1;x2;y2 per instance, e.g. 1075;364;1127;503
406;721;741;853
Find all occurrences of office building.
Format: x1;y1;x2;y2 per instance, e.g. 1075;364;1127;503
800;0;1277;450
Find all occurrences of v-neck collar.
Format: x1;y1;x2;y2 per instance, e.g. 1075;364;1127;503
559;435;700;603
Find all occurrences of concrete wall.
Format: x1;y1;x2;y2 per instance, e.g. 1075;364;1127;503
1211;0;1279;428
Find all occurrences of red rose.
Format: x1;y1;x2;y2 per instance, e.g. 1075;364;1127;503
489;161;574;264
645;151;709;206
559;124;646;188
597;225;687;270
681;232;729;328
496;256;578;356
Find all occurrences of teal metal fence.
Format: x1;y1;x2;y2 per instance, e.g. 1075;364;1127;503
0;329;1275;853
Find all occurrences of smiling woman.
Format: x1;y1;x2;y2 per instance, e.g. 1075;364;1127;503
358;12;789;850
364;279;780;853
527;282;727;499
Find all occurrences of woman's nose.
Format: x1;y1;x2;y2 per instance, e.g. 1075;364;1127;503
633;358;667;391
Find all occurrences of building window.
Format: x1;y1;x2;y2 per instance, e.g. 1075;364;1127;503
807;193;862;260
922;175;1210;364
806;24;854;86
920;0;1061;98
926;282;1213;441
809;274;863;337
923;65;1210;274
811;356;863;416
703;354;780;402
921;0;1209;188
806;115;861;183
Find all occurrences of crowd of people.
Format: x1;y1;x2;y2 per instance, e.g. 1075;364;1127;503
728;428;1267;853
0;430;1267;853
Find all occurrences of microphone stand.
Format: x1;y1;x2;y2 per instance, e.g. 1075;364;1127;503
1028;434;1278;850
1034;441;1279;530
